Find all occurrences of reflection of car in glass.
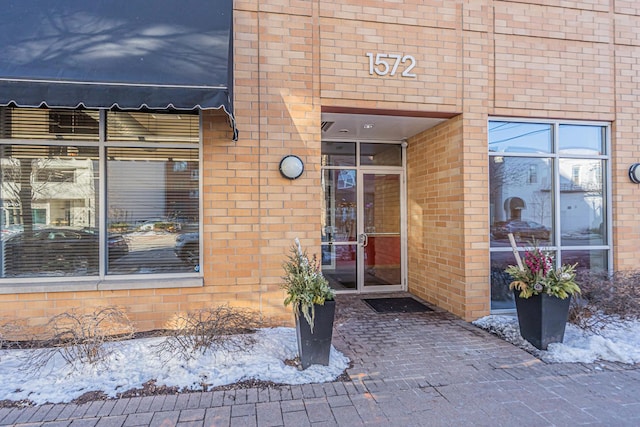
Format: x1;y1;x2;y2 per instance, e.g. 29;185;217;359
81;228;129;260
174;232;199;266
2;228;129;275
1;224;24;240
137;219;181;232
492;220;550;241
107;233;129;259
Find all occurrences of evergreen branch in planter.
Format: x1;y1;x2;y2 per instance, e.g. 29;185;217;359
282;238;335;332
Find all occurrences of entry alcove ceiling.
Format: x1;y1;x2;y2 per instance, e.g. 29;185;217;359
321;108;456;141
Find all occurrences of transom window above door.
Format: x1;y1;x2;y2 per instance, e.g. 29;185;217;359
321;141;403;167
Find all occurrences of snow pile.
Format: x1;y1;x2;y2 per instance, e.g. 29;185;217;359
474;315;640;364
0;327;349;405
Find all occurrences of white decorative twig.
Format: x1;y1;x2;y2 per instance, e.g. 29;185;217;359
507;233;524;271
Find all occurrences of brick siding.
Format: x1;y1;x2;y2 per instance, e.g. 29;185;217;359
2;0;640;329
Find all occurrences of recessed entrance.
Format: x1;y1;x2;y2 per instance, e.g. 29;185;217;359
320;140;406;293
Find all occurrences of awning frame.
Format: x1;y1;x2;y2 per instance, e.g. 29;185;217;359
0;0;237;140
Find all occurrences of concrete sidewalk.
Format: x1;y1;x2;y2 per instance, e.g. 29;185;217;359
1;293;640;426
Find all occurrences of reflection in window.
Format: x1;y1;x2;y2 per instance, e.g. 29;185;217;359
321;170;356;243
0;145;99;277
107;148;199;274
321;167;357;290
571;165;581;186
561;250;607;272
490;252;517;310
49;110;99;137
0;106;200;280
559;124;605;155
489;157;553;246
35;169;76;183
0;107;100;141
337;170;356;189
560;159;605;246
107;111;199;143
360;143;402;166
489;120;609;311
321;141;355;167
528;165;538;184
488;121;552;153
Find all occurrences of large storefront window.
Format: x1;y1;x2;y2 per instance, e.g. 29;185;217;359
0;107;200;280
489;120;610;311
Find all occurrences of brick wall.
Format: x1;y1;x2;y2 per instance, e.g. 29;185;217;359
318;15;461;112
407;116;467;317
3;0;640;329
207;4;322;326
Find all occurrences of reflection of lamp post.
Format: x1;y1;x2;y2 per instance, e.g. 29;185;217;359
585;194;602;236
86;206;94;228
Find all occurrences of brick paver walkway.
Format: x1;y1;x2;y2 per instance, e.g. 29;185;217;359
2;292;639;426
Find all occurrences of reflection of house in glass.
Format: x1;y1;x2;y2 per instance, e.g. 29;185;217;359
1;156;96;229
489;156;553;241
558;159;604;238
490;156;604;242
489;121;609;311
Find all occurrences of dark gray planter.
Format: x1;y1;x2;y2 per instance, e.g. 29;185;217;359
295;300;336;369
514;291;571;350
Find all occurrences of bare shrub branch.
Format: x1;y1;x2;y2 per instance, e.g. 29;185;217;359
0;318;17;350
23;306;134;372
156;305;262;361
0;318;37;351
569;270;640;334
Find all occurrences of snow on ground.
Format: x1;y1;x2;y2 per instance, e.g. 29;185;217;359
474;314;640;365
0;327;349;405
2;316;638;406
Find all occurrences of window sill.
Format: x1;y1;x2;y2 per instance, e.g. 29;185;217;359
0;276;203;294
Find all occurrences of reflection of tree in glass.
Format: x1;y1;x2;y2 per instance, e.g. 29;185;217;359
1;152;97;275
529;190;551;229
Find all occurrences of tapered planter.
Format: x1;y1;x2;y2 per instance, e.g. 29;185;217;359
295;300;336;369
514;291;571;350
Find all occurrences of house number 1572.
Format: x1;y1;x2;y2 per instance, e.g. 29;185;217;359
366;53;417;78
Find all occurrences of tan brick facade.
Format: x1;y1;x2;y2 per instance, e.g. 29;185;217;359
2;1;640;329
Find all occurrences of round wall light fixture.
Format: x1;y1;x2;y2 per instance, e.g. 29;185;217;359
279;155;304;179
629;163;640;184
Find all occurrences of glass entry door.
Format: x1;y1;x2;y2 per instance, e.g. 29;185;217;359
360;172;403;290
320;141;405;293
321;169;359;290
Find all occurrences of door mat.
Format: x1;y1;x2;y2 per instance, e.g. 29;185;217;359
363;297;433;313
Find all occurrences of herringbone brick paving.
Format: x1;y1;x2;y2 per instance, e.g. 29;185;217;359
2;293;639;426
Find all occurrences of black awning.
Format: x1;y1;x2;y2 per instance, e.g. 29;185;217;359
0;0;236;138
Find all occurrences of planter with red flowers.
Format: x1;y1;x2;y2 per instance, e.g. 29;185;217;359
505;234;581;350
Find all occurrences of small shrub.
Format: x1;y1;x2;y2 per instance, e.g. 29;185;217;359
281;239;334;332
0;318;39;351
0;318;17;350
157;305;262;361
26;306;134;371
569;270;640;333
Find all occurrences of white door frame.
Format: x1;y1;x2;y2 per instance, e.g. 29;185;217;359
357;168;406;292
321;139;407;294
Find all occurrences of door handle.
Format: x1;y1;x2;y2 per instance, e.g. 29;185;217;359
359;233;368;247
